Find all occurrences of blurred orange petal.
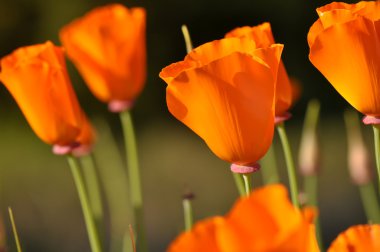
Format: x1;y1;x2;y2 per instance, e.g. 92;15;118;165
0;41;85;146
168;184;320;252
168;217;224;252
60;4;146;106
328;224;380;252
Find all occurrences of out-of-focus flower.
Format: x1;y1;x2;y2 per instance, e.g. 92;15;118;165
60;4;146;112
0;41;92;154
225;23;294;118
168;184;320;252
160;37;282;166
328;224;380;252
308;1;380;118
344;110;373;185
299;100;320;177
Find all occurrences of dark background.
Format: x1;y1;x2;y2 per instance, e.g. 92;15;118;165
0;0;374;251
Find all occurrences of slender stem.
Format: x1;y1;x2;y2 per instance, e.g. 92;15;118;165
277;122;300;207
359;182;380;223
67;155;102;252
129;225;137;252
183;199;193;231
122;226;136;252
304;175;323;250
119;110;146;252
93;117;132;252
81;154;104;227
181;25;193;53
242;174;252;196
304;175;317;206
260;145;280;184
372;125;380;195
8;207;22;252
233;173;245;197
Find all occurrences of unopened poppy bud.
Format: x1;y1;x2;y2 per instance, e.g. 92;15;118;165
299;132;319;176
299;100;320;176
345;110;373;185
348;143;372;185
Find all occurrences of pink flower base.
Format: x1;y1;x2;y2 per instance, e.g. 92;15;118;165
108;100;134;113
52;142;80;156
362;115;380;125
275;112;292;124
230;163;261;174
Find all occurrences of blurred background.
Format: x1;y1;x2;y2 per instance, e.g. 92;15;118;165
0;0;375;251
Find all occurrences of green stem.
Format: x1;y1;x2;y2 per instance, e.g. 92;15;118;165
304;175;323;250
242;174;252;196
359;182;380;223
277;122;300;208
93;117;132;252
119;110;146;252
233;173;245;197
8;207;22;252
260;145;280;184
304;175;317;206
183;199;193;231
81;154;104;227
122;226;135;252
67;155;102;252
372;125;380;195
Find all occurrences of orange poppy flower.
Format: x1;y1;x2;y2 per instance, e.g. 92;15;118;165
328;224;380;252
308;1;380;117
0;41;93;154
225;23;293;118
60;4;146;112
160;37;282;166
168;184;320;252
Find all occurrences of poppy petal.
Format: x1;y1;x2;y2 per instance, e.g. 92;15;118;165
309;17;380;116
328;224;380;252
166;50;278;164
168;217;224;252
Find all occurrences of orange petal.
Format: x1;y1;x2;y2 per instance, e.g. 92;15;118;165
225;22;275;48
328;224;380;252
319;9;358;30
167;217;224;252
0;41;83;145
317;1;380;21
219;185;308;251
60;4;146;103
167;184;320;252
185;37;257;66
308;9;357;48
275;61;293;116
165;49;278;164
225;24;293;116
309;17;380;116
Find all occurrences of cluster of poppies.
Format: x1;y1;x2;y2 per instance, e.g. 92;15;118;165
0;1;380;252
